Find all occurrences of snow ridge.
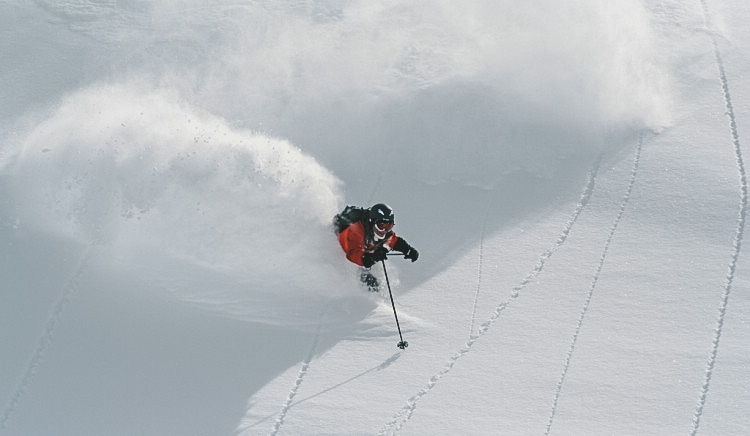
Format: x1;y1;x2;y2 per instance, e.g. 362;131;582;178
0;246;93;429
545;136;643;435
692;2;748;433
379;158;602;435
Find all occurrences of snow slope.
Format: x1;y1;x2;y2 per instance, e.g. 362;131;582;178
1;0;748;435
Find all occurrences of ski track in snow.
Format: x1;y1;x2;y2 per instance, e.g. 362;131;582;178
379;157;603;435
692;2;748;434
268;309;327;436
468;191;495;338
0;246;93;429
545;136;643;435
268;165;384;435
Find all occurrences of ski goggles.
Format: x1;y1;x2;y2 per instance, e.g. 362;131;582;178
374;221;394;232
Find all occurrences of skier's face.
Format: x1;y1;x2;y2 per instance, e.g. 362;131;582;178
373;221;393;238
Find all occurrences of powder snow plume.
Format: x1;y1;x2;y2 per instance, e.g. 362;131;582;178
0;83;359;326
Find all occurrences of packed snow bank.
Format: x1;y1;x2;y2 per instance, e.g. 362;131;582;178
0;83;362;326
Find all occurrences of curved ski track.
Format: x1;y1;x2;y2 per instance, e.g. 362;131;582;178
545;137;643;435
692;2;748;434
379;157;603;435
0;246;93;429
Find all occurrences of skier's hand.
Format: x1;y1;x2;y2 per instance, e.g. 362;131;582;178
372;247;389;262
362;252;376;268
362;247;388;268
404;247;419;262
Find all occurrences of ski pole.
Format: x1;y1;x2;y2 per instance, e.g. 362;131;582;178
382;259;408;349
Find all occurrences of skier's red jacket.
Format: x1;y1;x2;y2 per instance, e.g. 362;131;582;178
338;220;400;266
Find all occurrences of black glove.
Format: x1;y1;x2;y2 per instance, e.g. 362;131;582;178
372;247;389;262
393;238;419;262
404;247;419;262
362;247;389;267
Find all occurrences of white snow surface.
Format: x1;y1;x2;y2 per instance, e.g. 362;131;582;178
1;1;748;435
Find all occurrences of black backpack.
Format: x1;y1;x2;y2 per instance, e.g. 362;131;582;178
332;205;367;235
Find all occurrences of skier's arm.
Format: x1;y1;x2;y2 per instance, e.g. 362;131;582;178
338;224;366;266
393;237;419;262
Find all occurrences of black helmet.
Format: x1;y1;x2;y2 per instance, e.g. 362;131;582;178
369;203;394;224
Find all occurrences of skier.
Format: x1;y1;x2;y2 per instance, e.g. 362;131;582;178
336;203;419;291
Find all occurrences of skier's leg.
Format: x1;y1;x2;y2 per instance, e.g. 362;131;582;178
360;267;380;292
